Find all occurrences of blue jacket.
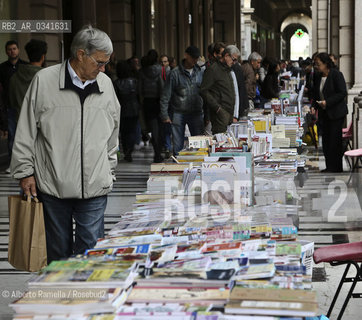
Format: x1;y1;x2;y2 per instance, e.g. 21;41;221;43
160;60;204;120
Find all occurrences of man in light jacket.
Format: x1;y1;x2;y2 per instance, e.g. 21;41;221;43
11;26;121;263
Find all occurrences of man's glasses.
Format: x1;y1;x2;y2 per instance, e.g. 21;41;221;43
88;55;110;68
228;55;238;63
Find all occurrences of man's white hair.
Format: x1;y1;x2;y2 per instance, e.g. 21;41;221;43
70;25;113;58
248;51;262;62
223;45;241;57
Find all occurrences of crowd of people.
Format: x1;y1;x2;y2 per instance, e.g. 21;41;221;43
0;36;348;173
106;43;347;169
0;26;348;262
0;35;347;169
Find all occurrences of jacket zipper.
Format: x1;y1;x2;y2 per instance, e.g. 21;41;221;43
80;99;85;199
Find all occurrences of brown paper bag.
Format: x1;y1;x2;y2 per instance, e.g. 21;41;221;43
8;195;47;272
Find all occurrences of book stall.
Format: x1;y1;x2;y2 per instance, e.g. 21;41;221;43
9;103;328;320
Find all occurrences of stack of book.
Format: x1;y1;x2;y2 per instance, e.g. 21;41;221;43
10;127;318;319
176;149;209;162
275;115;299;125
147;162;192;193
28;255;140;289
255;158;298;172
229;120;251;137
10;287;128;316
147;175;182;193
188;135;213;149
284;124;299;147
10;203;316;319
270;217;298;241
225;287;318;317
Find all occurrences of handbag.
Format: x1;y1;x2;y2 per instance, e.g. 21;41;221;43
8;195;47;272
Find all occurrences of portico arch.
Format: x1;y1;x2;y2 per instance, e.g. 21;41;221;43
281;13;312;59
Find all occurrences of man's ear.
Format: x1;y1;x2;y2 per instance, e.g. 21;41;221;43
76;49;85;62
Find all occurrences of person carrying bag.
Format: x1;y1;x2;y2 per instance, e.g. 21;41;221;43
8;195;47;272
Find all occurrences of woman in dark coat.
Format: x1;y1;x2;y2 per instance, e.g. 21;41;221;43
261;58;280;100
312;52;348;172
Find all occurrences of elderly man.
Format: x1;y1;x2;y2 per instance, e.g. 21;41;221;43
160;46;204;154
11;26;120;263
241;51;262;111
200;45;241;134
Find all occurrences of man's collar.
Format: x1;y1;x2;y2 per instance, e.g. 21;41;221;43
67;60;96;89
7;60;15;66
181;59;200;72
59;60;104;92
6;58;22;67
63;61;100;94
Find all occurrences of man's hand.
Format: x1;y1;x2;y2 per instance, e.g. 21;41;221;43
0;130;8;139
163;118;172;124
20;176;37;197
233;117;238;123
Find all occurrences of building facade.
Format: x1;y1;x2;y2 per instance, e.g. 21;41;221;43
0;0;361;153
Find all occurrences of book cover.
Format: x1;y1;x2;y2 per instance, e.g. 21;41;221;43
224;300;317;317
229;287;317;303
127;287;230;303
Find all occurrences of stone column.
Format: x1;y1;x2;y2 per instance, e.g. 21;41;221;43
240;0;254;60
109;0;133;60
191;0;203;51
314;0;328;52
165;1;177;58
202;0;213;55
235;0;241;50
154;0;167;54
348;0;362;110
177;0;190;61
312;0;318;52
329;0;339;57
339;0;353;92
134;0;152;58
